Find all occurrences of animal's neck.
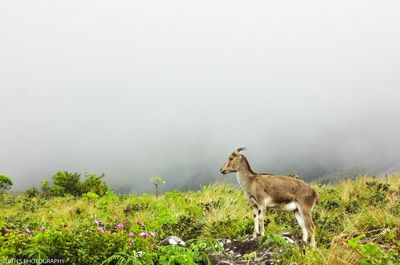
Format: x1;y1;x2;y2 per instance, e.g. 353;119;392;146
236;166;254;190
241;156;255;174
235;156;256;190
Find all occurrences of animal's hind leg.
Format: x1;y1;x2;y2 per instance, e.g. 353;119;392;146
303;213;316;247
296;203;316;247
294;210;308;243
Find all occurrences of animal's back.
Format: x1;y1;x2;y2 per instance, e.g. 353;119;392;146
254;174;316;204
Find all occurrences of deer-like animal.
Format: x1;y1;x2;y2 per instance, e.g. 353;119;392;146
220;148;319;247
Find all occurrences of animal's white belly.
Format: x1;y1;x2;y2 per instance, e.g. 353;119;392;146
281;202;297;211
266;199;298;212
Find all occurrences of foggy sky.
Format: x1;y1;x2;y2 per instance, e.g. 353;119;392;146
1;0;400;192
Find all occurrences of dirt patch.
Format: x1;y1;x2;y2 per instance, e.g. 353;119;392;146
208;233;300;265
209;238;270;265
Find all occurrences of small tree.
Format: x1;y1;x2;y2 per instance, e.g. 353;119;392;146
81;173;109;197
41;180;50;196
41;172;110;197
25;187;39;198
151;176;165;197
53;171;82;196
41;180;65;198
0;174;13;195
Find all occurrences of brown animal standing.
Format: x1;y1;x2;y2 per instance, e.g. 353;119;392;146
220;147;319;247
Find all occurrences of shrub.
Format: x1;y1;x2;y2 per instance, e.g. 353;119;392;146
41;172;109;198
161;215;202;240
345;200;361;214
24;187;39;198
347;234;399;264
0;174;13;194
81;173;109;196
320;199;341;210
41;180;65;198
53;171;82;196
155;245;210;265
124;203;150;216
82;192;100;202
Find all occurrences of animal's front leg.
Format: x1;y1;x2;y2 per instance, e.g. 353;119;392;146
258;208;266;236
252;206;259;238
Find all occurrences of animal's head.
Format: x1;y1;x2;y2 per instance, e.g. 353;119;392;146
220;147;246;175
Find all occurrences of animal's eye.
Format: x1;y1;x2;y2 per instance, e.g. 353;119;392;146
229;157;233;161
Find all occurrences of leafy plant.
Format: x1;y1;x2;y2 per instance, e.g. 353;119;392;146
243;251;257;264
0;174;13;195
24;187;39;198
156;245;210;265
81;173;109;196
24;246;49;262
345;200;361;214
101;251;143;265
41;180;65;197
41;172;109;198
124;202;150;216
320;199;341;210
260;233;288;248
347;234;398;265
53;171;82;196
161;215;202;240
187;238;223;253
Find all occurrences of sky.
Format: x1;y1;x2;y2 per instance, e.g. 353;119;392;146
1;0;400;192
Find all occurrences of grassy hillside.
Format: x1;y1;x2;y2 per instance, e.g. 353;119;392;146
1;176;400;264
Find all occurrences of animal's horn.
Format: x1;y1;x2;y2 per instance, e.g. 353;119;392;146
236;147;246;153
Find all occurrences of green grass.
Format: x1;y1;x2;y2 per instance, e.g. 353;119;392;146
1;176;400;264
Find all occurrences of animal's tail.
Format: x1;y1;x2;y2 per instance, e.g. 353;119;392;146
313;189;320;204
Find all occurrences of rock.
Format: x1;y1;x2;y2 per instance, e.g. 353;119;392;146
218;261;233;265
281;236;295;244
1;227;10;235
280;233;297;244
159;236;186;247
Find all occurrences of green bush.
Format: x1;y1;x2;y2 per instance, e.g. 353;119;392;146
41;180;65;197
82;173;109;196
24;187;39;198
41;172;109;198
53;171;82;196
155;245;210;265
0;174;13;195
161;215;202;240
347;234;399;264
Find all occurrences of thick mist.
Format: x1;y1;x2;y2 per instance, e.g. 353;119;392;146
1;0;399;192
